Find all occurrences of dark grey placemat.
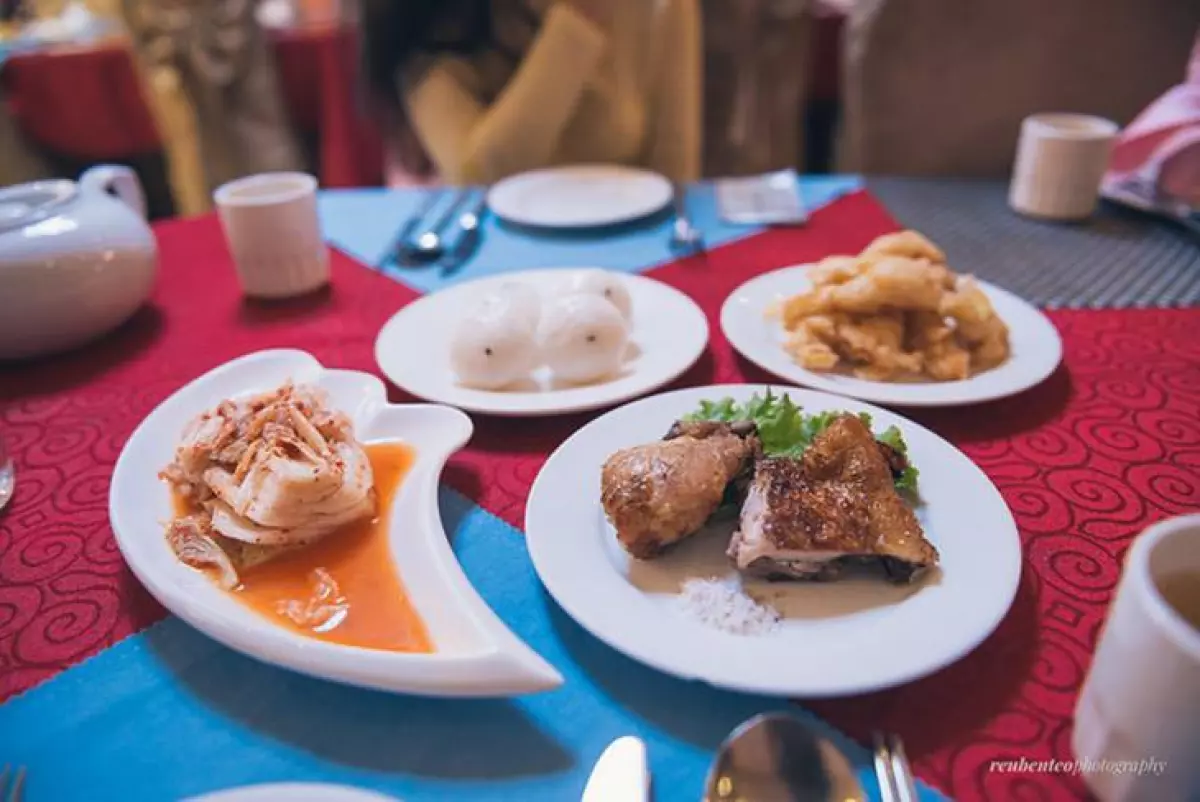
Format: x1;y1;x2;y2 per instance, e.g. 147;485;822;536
866;177;1200;309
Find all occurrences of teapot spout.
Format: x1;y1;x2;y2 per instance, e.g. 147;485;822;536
80;165;147;220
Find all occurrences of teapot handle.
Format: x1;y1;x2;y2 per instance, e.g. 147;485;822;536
80;165;148;220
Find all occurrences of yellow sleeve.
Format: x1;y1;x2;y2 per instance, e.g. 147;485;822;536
643;0;702;182
402;3;607;184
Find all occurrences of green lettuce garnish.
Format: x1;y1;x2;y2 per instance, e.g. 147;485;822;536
877;423;920;493
683;390;920;493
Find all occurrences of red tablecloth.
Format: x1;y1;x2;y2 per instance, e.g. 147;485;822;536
1;28;382;187
2;191;1198;801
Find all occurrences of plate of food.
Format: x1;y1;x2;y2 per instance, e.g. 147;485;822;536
720;230;1063;406
110;349;561;696
375;268;708;416
525;384;1021;697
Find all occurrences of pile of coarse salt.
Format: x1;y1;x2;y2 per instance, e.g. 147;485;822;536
677;576;780;635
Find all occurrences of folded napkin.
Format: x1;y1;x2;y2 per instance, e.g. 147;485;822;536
1101;35;1200;213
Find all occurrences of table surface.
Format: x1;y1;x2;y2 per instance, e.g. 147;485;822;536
867;178;1200;309
1;182;1197;802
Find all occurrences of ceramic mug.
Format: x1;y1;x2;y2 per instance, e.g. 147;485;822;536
1009;113;1119;221
1072;514;1200;801
214;172;329;299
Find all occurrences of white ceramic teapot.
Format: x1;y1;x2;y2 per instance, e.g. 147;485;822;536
0;165;158;360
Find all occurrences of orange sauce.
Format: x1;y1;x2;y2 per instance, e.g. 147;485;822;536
176;442;432;653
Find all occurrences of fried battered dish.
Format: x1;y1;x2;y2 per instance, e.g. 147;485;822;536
727;415;938;583
775;230;1010;381
601;420;760;559
160;382;376;587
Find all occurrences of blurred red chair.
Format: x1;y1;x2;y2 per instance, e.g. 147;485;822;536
1;27;381;193
2;40;159;161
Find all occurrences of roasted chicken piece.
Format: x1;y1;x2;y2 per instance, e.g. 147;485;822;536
728;414;938;583
827;257;946;315
784;315;841;371
906;311;970;381
602;421;760;559
861;230;947;267
808;255;868;286
969;316;1011;371
940;275;1001;341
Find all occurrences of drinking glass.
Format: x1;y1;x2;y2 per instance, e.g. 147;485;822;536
0;431;13;511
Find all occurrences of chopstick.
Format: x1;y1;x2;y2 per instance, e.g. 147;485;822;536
874;732;918;802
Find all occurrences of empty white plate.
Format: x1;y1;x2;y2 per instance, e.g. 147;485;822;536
110;349;561;697
721;265;1063;407
487;165;673;229
525;384;1022;697
375;269;709;417
187;784;400;802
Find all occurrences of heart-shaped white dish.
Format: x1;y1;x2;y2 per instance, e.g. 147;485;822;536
110;349;561;696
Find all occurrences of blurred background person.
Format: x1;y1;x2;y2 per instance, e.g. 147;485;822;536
701;0;812;177
359;0;701;186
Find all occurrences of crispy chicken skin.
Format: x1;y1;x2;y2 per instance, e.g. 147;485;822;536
861;230;947;266
602;421;759;559
777;231;1009;381
728;414;937;583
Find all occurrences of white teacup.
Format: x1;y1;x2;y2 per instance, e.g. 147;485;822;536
214;172;329;299
1072;514;1200;801
1009;113;1119;221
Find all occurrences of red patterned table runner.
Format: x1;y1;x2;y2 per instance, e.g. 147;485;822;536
2;193;1197;802
0;220;418;699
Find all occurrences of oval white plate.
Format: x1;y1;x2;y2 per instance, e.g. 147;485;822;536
375;269;709;417
110;349;561;696
187;784;400;802
721;265;1063;407
525;384;1022;697
487;165;673;229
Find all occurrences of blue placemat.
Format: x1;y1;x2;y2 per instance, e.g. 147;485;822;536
318;176;863;294
0;489;945;802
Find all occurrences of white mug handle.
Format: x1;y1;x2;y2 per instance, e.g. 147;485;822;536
80;165;148;220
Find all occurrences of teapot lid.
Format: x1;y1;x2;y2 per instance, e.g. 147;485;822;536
0;180;77;235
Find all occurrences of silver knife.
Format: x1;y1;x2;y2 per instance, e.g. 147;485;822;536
440;191;489;275
581;736;649;802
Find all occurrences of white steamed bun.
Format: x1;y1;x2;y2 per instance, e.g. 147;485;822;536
489;281;542;332
562;269;632;322
450;292;540;389
539;294;629;383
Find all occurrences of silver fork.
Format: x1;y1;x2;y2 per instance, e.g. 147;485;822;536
873;732;918;802
669;183;704;255
0;765;25;802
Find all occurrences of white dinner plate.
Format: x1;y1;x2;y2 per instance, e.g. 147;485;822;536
487;165;673;229
375;269;709;417
721;265;1063;407
110;349;561;697
187;784;400;802
525;384;1022;697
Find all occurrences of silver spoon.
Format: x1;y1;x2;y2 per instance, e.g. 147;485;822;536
669;183;704;254
704;712;865;802
397;189;470;266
